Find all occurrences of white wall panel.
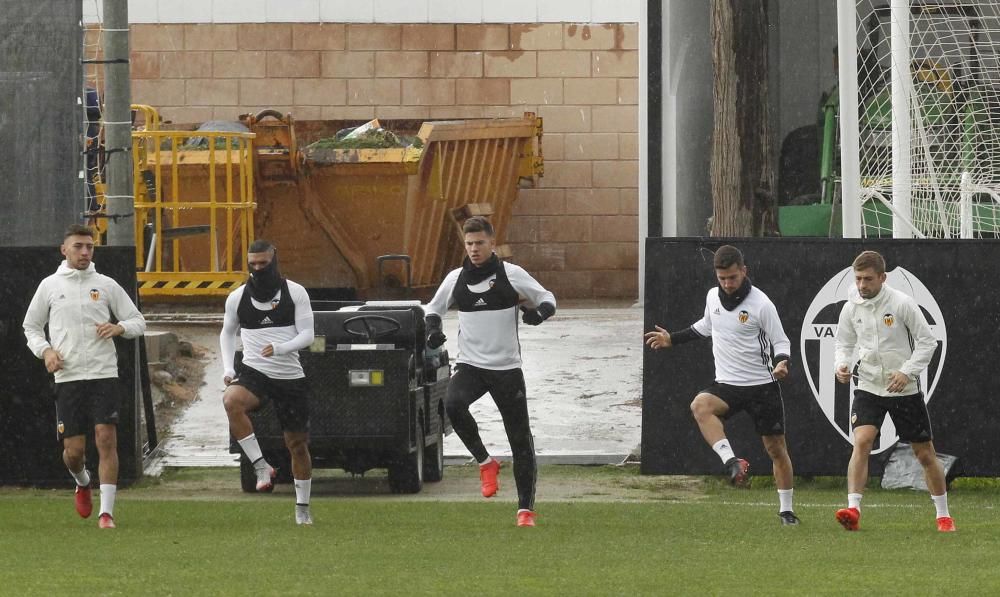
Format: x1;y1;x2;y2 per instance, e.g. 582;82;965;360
97;0;639;24
374;0;429;23
320;0;375;23
266;0;320;22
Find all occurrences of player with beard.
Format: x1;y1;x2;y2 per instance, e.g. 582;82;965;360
220;240;316;525
424;216;556;527
644;245;800;525
833;250;954;532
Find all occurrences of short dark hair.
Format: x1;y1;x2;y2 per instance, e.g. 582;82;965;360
64;224;95;239
852;250;886;274
248;239;275;254
462;216;494;237
713;245;744;269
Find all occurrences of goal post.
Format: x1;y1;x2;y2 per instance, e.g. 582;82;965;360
838;0;1000;239
838;0;865;238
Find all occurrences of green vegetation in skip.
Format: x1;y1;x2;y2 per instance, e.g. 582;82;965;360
1;467;997;596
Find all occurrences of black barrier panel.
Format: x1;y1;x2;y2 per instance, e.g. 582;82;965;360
642;238;1000;477
0;2;83;245
0;247;142;486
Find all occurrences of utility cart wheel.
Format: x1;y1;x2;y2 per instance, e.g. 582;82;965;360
423;415;445;482
388;423;424;493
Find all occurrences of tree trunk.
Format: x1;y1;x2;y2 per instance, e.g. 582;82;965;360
710;0;778;236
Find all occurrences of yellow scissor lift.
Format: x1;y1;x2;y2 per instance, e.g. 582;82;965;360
129;104;257;299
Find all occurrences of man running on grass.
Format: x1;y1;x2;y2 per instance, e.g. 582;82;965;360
23;224;146;529
644;245;800;525
221;240;316;525
424;216;556;528
833;250;954;532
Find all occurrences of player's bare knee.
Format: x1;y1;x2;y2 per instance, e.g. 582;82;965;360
285;435;309;457
911;442;938;467
690;394;715;420
763;439;787;461
222;391;249;416
853;438;875;454
94;425;116;448
851;426;877;451
63;445;85;466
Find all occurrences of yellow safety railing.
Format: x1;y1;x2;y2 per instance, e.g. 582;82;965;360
132;104;161;132
88;105;161;243
131;128;256;298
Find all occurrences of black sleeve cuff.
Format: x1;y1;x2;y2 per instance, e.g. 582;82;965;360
425;314;443;330
537;302;556;321
670;327;703;345
773;354;790;368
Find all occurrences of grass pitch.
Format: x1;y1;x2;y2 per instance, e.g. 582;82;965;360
1;466;996;595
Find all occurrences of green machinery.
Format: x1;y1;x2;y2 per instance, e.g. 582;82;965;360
779;3;1000;238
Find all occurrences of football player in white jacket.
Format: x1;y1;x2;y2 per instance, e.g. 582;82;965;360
23;224;146;529
833;250;954;532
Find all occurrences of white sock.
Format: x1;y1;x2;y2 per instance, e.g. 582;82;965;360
478;456;494;467
69;467;91;487
99;484;117;516
712;439;736;464
237;434;269;471
931;493;950;518
778;489;794;512
294;478;312;506
848;493;863;510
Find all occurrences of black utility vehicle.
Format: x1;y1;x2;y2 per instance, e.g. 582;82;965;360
231;302;451;493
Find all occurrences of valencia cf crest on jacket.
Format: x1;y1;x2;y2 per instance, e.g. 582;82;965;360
90;288;99;301
800;267;947;454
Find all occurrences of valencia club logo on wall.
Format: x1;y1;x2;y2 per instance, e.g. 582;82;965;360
800;267;947;454
738;310;749;324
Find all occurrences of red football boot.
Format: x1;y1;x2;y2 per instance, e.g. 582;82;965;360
479;459;500;498
835;507;860;531
75;485;93;519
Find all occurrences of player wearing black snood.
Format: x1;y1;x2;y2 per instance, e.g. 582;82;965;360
424;217;556;528
220;240;316;525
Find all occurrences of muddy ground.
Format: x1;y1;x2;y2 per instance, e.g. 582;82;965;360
125;464;710;503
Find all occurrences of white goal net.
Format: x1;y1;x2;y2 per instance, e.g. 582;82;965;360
840;0;1000;238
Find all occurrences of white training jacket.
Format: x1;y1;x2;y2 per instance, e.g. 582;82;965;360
23;261;146;383
834;283;937;397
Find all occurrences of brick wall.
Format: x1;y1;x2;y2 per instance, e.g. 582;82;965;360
121;22;639;299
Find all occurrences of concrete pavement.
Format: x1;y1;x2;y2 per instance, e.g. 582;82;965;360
147;305;643;472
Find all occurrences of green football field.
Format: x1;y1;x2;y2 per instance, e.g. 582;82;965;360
1;466;996;595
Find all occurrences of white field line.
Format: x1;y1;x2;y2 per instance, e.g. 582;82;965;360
701;500;994;510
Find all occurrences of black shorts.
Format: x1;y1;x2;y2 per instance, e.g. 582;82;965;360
851;390;932;443
231;365;310;433
701;381;786;436
55;378;123;441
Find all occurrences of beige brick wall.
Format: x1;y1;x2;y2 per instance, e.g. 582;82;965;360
126;22;638;299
